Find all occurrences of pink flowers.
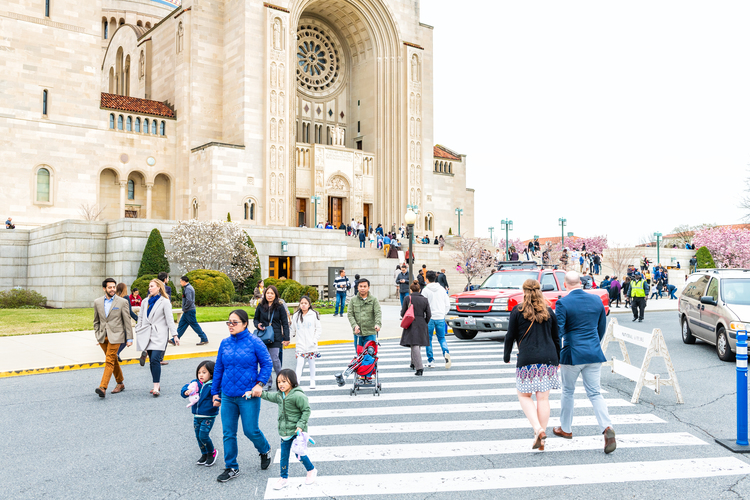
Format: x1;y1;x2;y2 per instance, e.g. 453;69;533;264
694;226;750;268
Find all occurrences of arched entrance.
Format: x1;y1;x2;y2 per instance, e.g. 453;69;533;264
151;173;172;220
325;173;350;228
98;168;121;220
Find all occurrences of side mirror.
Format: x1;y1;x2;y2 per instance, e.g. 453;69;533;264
541;284;555;292
700;296;717;306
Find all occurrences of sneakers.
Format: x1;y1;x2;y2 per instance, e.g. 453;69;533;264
309;381;316;390
273;478;289;490
205;449;218;467
196;454;208;466
217;468;240;482
426;361;433;368
306;468;318;485
444;353;452;370
260;449;272;470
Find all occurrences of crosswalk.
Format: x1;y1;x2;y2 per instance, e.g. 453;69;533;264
264;338;750;498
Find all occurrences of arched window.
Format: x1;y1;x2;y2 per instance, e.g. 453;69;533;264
108;67;114;93
145;22;151;29
135;117;141;133
136;20;143;27
448;163;452;174
103;18;108;39
36;167;50;202
151;120;157;135
45;0;50;17
191;199;198;219
244;200;256;221
42;90;48;115
127;179;135;200
126;116;132;132
119;18;125;26
109;114;115;129
117;115;123;130
160;121;165;136
143;118;149;134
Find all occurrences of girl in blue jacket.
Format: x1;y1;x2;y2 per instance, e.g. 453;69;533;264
181;360;220;467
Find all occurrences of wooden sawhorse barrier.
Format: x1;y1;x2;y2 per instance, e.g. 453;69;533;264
601;317;684;404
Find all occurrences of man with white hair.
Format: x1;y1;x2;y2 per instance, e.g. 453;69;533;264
553;270;616;454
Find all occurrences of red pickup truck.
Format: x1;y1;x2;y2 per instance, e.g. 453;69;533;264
447;262;610;340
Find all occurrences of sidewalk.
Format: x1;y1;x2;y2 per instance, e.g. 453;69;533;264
0;305;405;377
609;298;678;314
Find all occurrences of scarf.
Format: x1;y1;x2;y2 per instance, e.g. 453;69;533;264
147;294;160;317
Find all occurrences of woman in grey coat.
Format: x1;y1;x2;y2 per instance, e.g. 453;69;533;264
400;281;431;376
135;279;179;396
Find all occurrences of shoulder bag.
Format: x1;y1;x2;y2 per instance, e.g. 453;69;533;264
254;308;276;345
517;318;534;348
400;296;415;329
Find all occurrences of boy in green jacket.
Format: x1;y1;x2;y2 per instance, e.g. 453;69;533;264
347;278;382;352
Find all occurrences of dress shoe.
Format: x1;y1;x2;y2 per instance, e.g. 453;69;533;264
638;319;643;322
632;318;637;322
111;383;125;394
197;341;209;346
95;387;106;398
139;351;147;366
552;426;572;439
160;361;169;365
533;429;547;450
604;427;616;454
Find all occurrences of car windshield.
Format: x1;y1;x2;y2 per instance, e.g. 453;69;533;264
722;279;750;305
480;271;538;289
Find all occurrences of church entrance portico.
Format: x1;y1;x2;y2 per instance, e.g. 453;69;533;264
328;196;344;228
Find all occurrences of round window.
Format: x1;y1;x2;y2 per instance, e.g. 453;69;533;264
147;156;156;166
296;23;345;97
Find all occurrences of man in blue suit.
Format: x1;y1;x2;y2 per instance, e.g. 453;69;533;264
553;271;616;454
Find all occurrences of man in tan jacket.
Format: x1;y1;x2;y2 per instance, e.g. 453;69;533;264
93;278;133;397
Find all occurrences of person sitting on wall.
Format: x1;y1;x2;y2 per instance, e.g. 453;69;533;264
5;217;15;229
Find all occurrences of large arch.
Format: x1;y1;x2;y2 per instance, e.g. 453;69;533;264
98;168;121;220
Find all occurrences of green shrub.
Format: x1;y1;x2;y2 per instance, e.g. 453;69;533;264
303;286;319;302
264;277;281;289
131;275;179;301
696;246;716;269
137;228;170;278
227;212;232;222
281;283;305;303
185;269;234;306
276;279;301;296
0;289;47;309
239;233;262;293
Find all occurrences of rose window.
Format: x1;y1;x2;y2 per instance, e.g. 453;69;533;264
296;24;341;94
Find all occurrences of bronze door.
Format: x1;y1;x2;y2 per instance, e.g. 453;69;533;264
328;197;343;228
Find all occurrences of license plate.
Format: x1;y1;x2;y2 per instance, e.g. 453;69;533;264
465;316;476;326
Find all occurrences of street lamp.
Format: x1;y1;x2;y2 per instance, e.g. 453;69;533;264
455;208;463;236
488;226;495;245
559;217;567;247
500;219;513;259
311;195;321;227
405;208;417;283
407;204;419;243
654;231;663;266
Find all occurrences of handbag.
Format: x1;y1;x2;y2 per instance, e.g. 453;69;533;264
400;296;415;329
254;309;276;345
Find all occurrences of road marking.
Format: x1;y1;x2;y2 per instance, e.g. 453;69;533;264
264;457;750;498
301;378;604;393
274;432;705;462
308;414;662;436
299;367;516;382
312;355;509;366
308;398;633;418
307;388;520;404
305;360;510;372
319;345;509;357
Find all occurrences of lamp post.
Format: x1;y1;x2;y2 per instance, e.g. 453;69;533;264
654;231;662;266
311;195;321;228
455;208;463;236
500;219;513;259
405;208;417;283
407;204;419;243
488;226;495;246
559;217;567;247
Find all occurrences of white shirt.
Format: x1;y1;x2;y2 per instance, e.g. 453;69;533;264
422;282;450;320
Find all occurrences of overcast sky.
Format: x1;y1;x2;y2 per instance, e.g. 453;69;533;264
421;0;750;246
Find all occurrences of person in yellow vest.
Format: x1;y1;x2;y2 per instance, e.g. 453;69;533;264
629;272;650;322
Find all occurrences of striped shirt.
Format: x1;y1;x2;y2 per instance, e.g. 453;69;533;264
334;276;350;292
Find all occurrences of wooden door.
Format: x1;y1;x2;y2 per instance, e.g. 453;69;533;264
363;203;370;231
268;257;279;278
296;198;307;227
328;197;343;228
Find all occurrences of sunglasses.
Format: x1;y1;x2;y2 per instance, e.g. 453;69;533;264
226;321;242;326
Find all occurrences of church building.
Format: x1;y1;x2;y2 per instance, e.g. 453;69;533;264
1;0;475;237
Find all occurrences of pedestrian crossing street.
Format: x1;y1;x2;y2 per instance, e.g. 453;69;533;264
265;338;750;499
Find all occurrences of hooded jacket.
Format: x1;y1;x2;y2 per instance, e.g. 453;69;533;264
291;309;322;354
422;282;450;320
181;379;219;418
260;386;311;437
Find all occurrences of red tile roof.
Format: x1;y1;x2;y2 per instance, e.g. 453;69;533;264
100;93;175;118
433;144;461;161
521;235;583;247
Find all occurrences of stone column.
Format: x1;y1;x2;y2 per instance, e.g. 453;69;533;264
146;183;153;219
119;180;127;218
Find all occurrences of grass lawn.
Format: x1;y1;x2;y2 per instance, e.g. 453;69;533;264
0;305;340;336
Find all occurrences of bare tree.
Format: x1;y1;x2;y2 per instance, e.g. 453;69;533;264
670;224;694;247
78;203;106;221
452;237;496;289
604;245;638;277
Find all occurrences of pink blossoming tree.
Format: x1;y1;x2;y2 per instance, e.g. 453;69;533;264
693;226;750;268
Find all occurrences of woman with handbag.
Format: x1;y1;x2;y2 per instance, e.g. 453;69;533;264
503;279;561;451
253;285;290;391
400;281;431;376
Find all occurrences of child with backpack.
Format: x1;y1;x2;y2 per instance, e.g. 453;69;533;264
181;360;219;467
261;369;317;490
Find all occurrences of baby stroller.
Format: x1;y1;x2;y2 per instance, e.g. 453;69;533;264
334;340;382;396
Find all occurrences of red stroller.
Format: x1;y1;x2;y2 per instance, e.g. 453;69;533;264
334;340;382;396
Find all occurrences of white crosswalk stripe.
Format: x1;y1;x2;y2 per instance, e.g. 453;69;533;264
263;339;742;498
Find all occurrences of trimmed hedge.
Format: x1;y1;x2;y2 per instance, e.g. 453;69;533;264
185;269;234;306
281;283;305;303
696;246;716;269
137;228;169;278
276;279;301;296
240;233;262;293
0;289;47;308
303;286;319;302
131;275;179;301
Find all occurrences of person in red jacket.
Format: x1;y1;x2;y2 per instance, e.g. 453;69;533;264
130;288;142;306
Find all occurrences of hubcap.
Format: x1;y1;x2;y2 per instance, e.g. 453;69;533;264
718;333;727;354
682;322;687;338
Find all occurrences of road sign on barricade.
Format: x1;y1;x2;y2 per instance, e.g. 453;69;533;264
601;317;684;404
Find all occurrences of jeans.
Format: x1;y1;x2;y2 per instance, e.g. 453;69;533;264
354;334;376;353
177;309;208;342
559;363;612;434
594;264;600;275
279;437;314;479
194;416;216;455
147;349;164;383
359;240;365;248
669;288;677;299
425;319;449;363
399;291;409;305
221;394;270;469
335;292;347;316
266;347;282;389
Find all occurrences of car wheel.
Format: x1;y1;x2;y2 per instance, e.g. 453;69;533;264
681;316;696;344
717;327;735;362
453;328;477;340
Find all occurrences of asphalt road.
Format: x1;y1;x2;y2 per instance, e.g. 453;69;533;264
4;311;750;499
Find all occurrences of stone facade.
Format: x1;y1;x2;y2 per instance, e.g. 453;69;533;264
0;0;474;237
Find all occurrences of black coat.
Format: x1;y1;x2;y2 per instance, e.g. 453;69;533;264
400;292;431;347
253;302;290;349
503;305;560;368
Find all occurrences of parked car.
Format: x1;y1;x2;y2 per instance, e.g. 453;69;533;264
446;261;610;340
679;269;750;361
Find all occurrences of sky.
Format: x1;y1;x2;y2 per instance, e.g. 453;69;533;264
420;0;750;246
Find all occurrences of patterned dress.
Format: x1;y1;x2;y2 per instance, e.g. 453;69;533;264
516;363;560;393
